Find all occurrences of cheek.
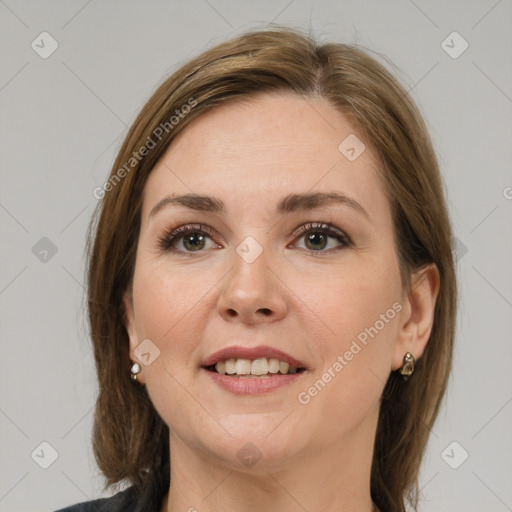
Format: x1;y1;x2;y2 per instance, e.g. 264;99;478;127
292;255;401;397
131;260;210;362
131;261;209;427
303;260;400;343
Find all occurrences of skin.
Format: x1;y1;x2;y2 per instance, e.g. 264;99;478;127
123;92;439;512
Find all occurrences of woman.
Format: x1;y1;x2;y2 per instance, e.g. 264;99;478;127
57;26;457;512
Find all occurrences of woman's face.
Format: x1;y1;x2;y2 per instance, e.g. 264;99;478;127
124;93;418;471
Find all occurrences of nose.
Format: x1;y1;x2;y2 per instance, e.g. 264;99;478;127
217;245;288;324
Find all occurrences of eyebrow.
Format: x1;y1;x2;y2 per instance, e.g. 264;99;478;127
149;192;370;221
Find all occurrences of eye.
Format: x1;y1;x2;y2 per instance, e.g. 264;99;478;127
156;223;220;254
156;221;351;256
291;222;351;252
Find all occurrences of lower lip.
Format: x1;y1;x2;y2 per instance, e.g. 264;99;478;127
203;369;305;395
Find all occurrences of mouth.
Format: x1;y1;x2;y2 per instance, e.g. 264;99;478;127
201;344;308;378
204;358;306;377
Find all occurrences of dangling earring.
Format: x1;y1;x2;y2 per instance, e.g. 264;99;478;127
130;361;142;383
399;352;415;379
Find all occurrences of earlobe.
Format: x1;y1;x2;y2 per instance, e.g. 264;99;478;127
393;263;440;371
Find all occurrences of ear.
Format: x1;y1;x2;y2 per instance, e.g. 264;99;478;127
123;289;145;384
392;263;440;371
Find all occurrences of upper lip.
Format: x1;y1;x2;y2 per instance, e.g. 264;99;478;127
201;344;307;369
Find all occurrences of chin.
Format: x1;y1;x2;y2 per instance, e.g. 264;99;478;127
198;420;308;472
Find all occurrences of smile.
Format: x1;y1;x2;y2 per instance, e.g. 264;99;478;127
201;344;308;394
206;357;306;376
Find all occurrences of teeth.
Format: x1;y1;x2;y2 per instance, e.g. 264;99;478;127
224;359;236;374
268;358;280;373
235;358;251;375
213;357;301;376
215;360;226;374
251;358;268;375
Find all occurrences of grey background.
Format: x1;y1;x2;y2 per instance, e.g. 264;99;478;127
1;1;511;511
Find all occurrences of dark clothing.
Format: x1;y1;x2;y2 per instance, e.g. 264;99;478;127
55;466;168;512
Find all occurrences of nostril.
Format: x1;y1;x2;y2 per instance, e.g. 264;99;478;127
227;309;237;317
258;308;272;316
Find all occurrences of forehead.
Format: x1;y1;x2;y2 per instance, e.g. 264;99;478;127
141;93;388;220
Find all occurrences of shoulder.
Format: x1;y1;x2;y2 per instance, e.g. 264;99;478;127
54;485;138;512
55;465;169;512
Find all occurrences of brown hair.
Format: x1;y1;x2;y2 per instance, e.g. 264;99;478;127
86;25;457;512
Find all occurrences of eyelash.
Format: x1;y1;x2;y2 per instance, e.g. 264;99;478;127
156;222;351;256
